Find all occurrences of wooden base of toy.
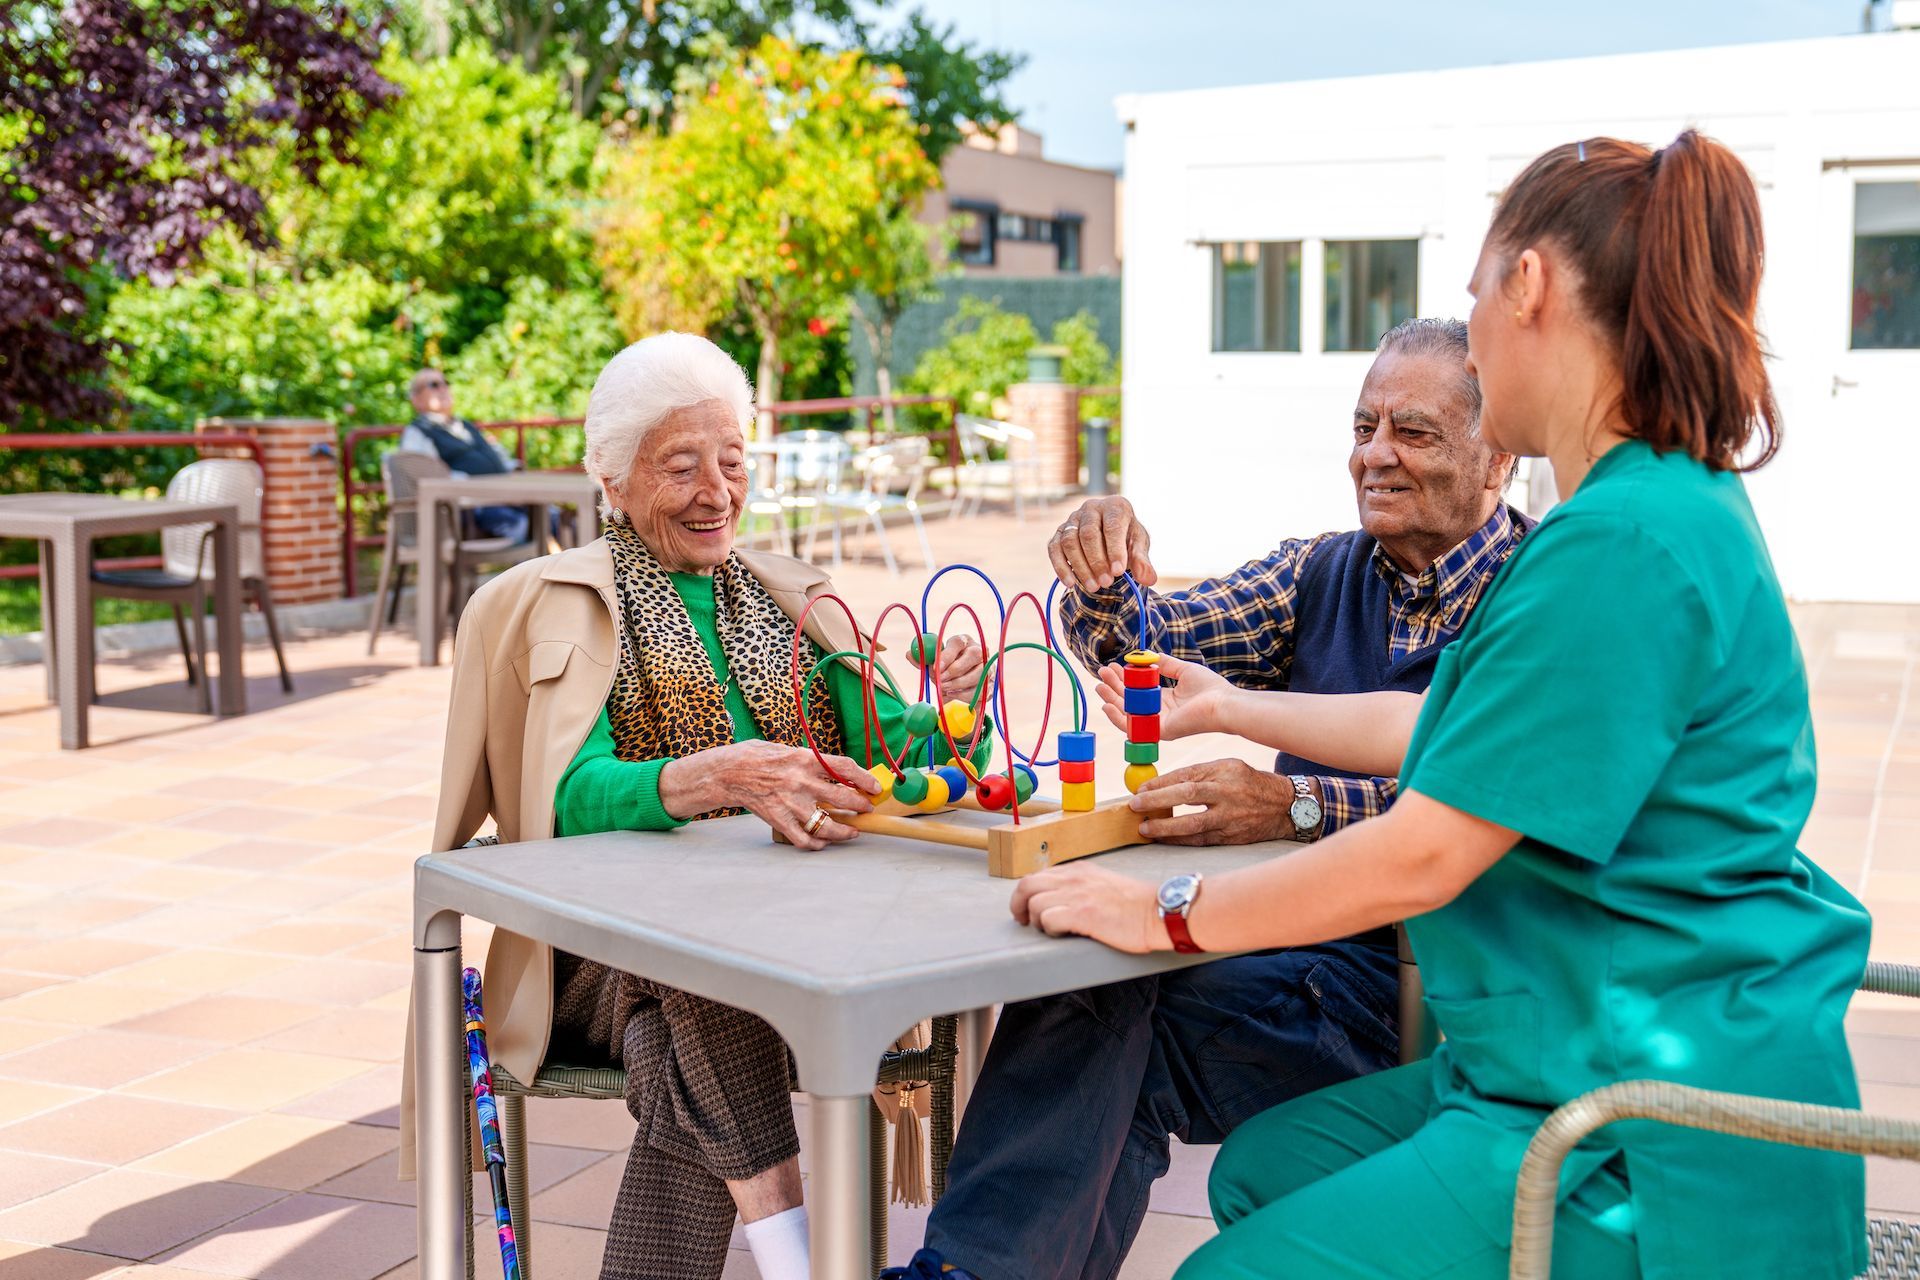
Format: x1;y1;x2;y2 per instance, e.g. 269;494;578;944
774;793;1168;879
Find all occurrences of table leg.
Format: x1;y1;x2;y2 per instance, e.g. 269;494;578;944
571;498;597;552
808;1094;871;1280
37;541;56;702
210;516;246;717
418;495;442;667
954;1006;997;1121
51;530;91;750
413;934;470;1280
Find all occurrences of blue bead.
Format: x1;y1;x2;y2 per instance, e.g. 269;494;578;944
934;766;968;800
1123;685;1162;716
1057;730;1096;763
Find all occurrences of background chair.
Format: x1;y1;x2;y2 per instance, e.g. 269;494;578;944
953;415;1041;521
817;436;937;574
365;452;543;654
1508;960;1920;1280
89;457;291;705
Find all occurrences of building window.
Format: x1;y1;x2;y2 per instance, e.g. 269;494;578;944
954;201;997;267
1324;239;1418;352
1853;181;1920;349
1211;241;1301;352
1056;216;1083;273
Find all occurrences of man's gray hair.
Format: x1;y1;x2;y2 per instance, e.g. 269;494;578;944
1376;317;1481;430
582;333;755;485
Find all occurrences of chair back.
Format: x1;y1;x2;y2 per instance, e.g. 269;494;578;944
161;458;266;580
771;430;850;495
856;436;929;501
382;451;451;549
956;415;1034;463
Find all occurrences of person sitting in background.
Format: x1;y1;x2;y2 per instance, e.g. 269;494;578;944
398;367;528;541
399;332;989;1280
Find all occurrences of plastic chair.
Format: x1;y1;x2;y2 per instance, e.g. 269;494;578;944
365;452;542;654
953;415;1040;521
89;458;291;704
817;437;937;574
1508;961;1920;1280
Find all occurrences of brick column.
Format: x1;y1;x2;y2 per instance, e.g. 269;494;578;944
197;417;343;605
1005;380;1081;493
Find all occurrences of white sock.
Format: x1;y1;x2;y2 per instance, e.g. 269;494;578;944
742;1204;810;1280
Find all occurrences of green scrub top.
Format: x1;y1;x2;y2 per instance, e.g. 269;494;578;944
1399;441;1871;1280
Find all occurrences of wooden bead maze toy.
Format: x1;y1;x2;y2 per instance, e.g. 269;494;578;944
785;566;1169;878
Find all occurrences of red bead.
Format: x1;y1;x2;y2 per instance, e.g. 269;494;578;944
1122;665;1159;689
1059;758;1095;784
976;774;1014;811
1130;714;1161;743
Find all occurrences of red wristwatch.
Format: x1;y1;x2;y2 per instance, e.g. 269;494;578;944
1156;873;1204;954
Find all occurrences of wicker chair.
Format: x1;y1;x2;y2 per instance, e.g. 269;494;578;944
1508;960;1920;1280
470;1015;958;1279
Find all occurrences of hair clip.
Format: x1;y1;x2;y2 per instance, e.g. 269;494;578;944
1577;140;1587;163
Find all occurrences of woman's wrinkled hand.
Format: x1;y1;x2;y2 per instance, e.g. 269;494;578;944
703;741;881;851
1094;653;1232;741
1009;862;1163;954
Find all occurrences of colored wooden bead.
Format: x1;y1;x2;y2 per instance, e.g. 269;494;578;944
1130;714;1161;743
1123;685;1162;716
976;774;1014;811
907;631;942;667
868;763;896;803
934;766;968;802
1122;664;1160;689
1123;650;1160;666
1057;730;1097;762
1012;764;1038;802
892;767;930;805
941;699;977;739
1061;780;1096;811
1058;758;1095;784
1123;762;1159;794
919;772;952;810
1123;740;1160;764
904;701;941;737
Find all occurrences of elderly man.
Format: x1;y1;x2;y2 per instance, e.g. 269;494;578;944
893;318;1528;1280
397;367;528;541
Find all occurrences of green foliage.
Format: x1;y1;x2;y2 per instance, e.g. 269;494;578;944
906;297;1119;423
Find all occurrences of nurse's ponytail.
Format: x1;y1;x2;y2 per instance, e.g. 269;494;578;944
1487;130;1779;471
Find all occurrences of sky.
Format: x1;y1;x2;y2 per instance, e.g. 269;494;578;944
895;0;1879;170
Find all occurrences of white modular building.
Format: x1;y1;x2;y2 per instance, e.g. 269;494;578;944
1114;30;1920;602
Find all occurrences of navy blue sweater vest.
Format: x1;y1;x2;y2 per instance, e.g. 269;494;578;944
411;416;509;476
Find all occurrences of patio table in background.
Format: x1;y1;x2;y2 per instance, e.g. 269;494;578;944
415;472;601;666
411;811;1281;1280
0;492;245;750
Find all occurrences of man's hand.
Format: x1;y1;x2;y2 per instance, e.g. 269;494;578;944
933;635;986;708
1047;496;1156;593
1129;760;1299;847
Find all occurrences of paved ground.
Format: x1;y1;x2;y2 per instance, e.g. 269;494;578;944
0;499;1914;1279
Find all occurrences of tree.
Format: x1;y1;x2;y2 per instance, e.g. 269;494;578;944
847;212;952;430
907;297;1117;418
595;36;939;427
0;0;394;424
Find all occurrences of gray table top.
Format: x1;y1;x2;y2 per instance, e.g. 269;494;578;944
415;809;1291;1094
0;493;240;534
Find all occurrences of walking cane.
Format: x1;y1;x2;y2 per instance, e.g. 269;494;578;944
463;967;523;1280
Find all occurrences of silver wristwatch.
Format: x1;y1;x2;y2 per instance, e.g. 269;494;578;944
1288;775;1323;840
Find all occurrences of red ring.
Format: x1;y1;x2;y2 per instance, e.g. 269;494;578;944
997;590;1055;825
933;602;990;782
790;592;871;785
864;601;927;777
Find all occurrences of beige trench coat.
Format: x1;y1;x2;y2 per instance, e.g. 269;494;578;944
398;539;870;1178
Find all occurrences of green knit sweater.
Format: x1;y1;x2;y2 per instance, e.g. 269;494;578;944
554;571;990;835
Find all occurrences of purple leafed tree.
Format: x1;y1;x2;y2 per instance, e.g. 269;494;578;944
0;0;395;425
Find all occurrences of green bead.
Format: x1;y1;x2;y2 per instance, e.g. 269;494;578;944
904;701;940;737
1012;765;1037;802
892;767;930;804
907;631;942;667
1123;740;1160;764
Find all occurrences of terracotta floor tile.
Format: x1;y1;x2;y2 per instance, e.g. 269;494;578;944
170;806;305;837
154;1192;415;1280
520;1095;637;1152
320;1140;603;1209
109;952;297;997
527;1152;624;1226
113;997;330;1043
0;972;55;1001
227;959;408;1008
227;921;388;959
0;1240;126;1279
0;787;109;819
0;1019;69;1056
0;1079;90;1128
0;1093;238;1164
293;850;411;881
185;840;331;873
82;828;230;863
267;816;411;849
260;785;389;814
85;795;211;826
161;776;279;803
1116;1213;1219;1279
134;1114;396;1191
0;1151;107;1211
352;795;437;823
203;877;363;915
96;903;280;948
6;819;128;849
0;982;184;1029
274;1066;401;1129
123;1047;368;1112
256;1007;405;1063
1147;1139;1217;1219
1869;1153;1920;1215
223;755;371;786
0;939;163;981
0;1029;212;1090
112;866;248;902
0;1168;279;1261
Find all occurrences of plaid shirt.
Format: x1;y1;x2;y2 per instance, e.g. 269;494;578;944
1060;503;1525;838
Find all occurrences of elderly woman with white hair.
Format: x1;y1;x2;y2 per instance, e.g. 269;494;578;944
418;333;988;1280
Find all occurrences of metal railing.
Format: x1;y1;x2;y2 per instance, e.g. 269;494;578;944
0;431;269;582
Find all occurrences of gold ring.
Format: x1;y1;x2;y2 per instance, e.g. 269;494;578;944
803;807;831;837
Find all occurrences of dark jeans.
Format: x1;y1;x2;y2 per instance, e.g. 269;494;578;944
923;942;1400;1280
471;504;529;542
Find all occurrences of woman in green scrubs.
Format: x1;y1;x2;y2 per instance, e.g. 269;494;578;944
1011;131;1872;1279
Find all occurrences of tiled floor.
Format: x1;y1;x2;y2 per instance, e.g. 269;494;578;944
0;500;1914;1279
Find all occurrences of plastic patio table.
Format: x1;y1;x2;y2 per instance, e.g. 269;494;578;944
411;811;1284;1278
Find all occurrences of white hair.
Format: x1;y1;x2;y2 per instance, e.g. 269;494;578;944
582;332;755;487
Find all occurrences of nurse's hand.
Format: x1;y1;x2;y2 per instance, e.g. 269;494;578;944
1011;862;1165;954
932;635;986;708
1095;653;1233;741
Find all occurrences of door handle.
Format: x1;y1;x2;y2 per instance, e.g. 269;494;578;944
1832;374;1860;396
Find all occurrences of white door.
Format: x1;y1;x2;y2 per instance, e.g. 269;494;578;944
1780;166;1920;603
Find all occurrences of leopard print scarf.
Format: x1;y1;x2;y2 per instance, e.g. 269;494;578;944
603;517;844;818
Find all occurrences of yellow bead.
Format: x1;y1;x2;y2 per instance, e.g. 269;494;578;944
868;763;894;804
941;699;976;739
918;772;952;810
1061;780;1096;811
1123;650;1161;666
1123;763;1159;794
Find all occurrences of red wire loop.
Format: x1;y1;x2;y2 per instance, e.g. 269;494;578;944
789;592;872;786
997;590;1055;825
864;601;928;777
932;602;991;784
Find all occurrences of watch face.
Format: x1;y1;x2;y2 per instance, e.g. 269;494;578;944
1290;795;1323;832
1158;874;1200;913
